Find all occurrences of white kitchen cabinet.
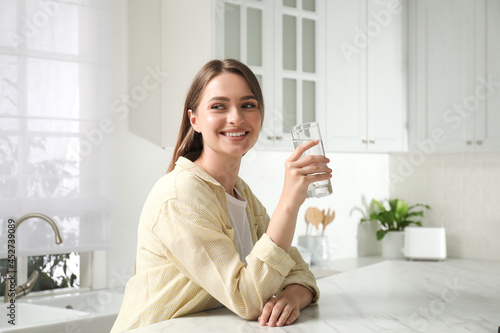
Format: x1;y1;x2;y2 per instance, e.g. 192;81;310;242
474;0;500;151
128;0;325;150
214;0;326;150
128;0;215;148
408;0;500;152
326;0;408;153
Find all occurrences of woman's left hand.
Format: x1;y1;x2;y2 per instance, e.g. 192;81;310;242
258;284;313;327
258;294;300;327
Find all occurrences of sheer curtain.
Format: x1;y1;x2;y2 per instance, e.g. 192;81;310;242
0;0;112;257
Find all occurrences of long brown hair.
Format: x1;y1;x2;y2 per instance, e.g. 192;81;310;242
167;59;264;173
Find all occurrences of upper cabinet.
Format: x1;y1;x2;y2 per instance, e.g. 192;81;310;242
409;0;500;152
214;0;326;150
128;0;327;150
128;0;215;148
326;0;408;152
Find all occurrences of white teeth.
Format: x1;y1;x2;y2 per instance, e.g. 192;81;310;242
224;132;246;137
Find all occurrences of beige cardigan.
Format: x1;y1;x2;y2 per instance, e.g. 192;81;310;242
111;157;319;332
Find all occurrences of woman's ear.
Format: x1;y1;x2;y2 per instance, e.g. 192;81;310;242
188;109;200;133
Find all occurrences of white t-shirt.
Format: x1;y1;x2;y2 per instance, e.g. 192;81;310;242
225;189;254;264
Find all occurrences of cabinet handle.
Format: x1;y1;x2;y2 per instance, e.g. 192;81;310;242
276;136;283;141
476;140;483;145
369;140;375;144
362;139;368;144
267;136;284;141
466;140;472;145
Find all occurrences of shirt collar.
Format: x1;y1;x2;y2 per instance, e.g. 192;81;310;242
175;156;247;193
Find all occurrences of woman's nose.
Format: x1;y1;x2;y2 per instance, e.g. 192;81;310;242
228;107;244;125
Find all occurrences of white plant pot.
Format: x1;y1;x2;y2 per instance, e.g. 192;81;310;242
381;231;405;258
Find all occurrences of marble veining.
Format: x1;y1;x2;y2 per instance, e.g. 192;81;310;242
126;259;500;332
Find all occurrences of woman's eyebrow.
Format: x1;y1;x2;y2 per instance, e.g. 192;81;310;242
207;95;257;102
208;96;230;102
240;95;257;101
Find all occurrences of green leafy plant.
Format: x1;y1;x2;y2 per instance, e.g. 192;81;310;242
29;253;79;292
360;198;430;240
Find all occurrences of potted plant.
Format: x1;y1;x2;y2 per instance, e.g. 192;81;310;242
360;198;430;258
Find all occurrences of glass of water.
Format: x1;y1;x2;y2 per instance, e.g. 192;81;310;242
290;122;332;198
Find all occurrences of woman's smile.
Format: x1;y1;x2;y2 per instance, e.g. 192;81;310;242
220;130;250;139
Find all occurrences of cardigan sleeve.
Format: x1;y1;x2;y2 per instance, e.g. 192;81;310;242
245;187;320;305
276;246;320;305
153;198;297;320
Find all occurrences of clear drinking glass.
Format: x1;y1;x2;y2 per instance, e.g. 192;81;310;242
290;122;333;198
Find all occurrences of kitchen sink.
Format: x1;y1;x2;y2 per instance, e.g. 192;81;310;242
1;290;124;333
0;303;89;332
23;290;123;314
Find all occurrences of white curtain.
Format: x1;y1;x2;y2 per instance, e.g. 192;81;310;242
0;0;112;258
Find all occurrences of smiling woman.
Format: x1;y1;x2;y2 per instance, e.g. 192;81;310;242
167;59;265;173
111;59;333;332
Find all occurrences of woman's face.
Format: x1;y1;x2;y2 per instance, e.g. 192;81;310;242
189;72;262;160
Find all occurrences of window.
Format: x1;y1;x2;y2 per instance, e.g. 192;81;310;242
0;252;79;297
0;0;111;293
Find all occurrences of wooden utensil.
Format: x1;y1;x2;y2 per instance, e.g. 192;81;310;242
322;208;336;234
305;207;324;230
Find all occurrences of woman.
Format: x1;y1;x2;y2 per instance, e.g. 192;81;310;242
111;59;332;332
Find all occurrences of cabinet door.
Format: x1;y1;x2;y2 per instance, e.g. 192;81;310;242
409;0;476;152
215;0;325;151
474;0;500;151
326;0;368;152
273;0;326;150
366;0;407;152
213;0;275;149
128;0;215;148
326;0;407;152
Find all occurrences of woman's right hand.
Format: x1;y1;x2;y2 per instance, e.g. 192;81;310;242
281;140;332;207
266;140;332;252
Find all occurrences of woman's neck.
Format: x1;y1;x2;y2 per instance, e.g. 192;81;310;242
194;152;241;197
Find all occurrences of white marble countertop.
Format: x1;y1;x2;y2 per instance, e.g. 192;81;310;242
127;259;500;332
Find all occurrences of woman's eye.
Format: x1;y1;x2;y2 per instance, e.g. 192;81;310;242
242;103;256;109
211;104;225;110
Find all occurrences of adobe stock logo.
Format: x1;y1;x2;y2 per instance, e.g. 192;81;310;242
8;0;60;48
389;74;499;185
406;277;467;332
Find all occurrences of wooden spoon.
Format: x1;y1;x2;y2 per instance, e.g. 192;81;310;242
305;207;324;230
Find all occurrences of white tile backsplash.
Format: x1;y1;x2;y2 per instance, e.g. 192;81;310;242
390;153;500;260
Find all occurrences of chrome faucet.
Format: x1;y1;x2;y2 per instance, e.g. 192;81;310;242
4;213;63;303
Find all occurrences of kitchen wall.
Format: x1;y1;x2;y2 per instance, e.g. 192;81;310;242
106;0;167;288
390;153;500;261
